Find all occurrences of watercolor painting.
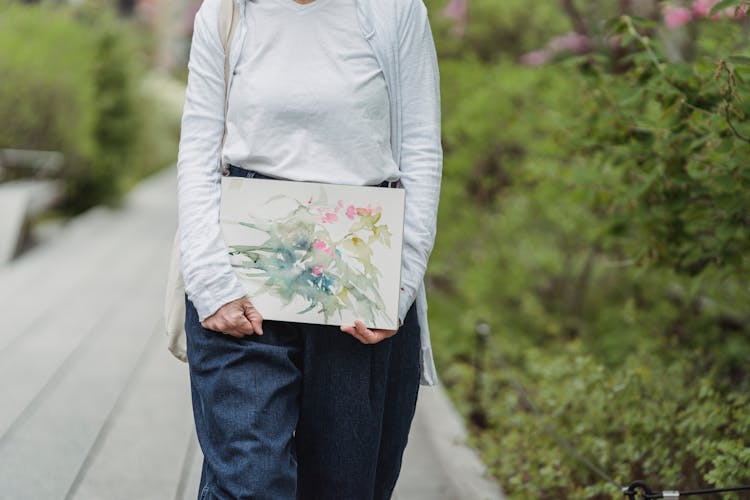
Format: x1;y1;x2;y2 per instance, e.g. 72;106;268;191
219;176;405;330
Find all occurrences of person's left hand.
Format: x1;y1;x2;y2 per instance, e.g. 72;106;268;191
340;320;398;344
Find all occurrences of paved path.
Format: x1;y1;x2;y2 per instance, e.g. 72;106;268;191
0;166;501;500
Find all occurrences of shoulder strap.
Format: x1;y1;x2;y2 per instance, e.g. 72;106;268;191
218;0;239;175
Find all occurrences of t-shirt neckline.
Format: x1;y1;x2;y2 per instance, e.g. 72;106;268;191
271;0;332;12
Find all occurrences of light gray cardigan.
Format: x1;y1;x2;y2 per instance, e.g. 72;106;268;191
176;0;443;385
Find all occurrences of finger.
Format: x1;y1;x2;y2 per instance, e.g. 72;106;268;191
214;307;253;337
356;322;388;343
340;324;372;344
228;314;255;336
204;319;245;338
201;306;253;337
243;305;264;335
372;328;398;339
222;329;246;339
353;320;372;338
201;319;226;334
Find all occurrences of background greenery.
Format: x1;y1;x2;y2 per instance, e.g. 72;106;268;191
0;0;179;214
426;0;750;498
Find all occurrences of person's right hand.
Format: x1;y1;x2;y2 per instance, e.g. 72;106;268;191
200;296;264;338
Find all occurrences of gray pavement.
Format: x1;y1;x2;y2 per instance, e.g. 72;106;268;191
0;166;503;500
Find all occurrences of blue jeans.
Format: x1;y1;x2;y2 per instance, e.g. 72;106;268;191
184;165;421;500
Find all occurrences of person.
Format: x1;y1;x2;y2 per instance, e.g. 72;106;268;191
175;0;442;497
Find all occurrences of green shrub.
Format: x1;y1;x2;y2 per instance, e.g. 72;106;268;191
62;8;145;213
0;1;178;214
429;0;571;63
426;3;750;497
0;4;97;167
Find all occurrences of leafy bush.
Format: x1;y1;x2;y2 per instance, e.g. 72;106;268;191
0;1;178;214
431;0;572;63
426;1;750;497
63;8;145;213
0;4;97;167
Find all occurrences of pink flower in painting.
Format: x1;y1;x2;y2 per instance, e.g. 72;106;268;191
355;204;380;217
312;239;335;257
345;205;356;220
321;212;338;224
664;5;693;28
311;265;323;276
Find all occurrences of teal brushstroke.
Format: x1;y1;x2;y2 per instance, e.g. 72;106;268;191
227;192;394;326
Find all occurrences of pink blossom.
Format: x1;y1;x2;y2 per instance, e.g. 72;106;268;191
548;32;591;54
728;4;749;18
345;205;356;220
664;5;694;28
312;265;323;276
520;50;553;67
520;31;591;67
312;239;334;257
321;212;338;224
442;0;466;20
692;0;714;17
690;0;746;19
353;204;381;217
441;0;467;36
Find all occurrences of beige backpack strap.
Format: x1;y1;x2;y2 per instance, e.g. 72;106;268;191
218;0;239;175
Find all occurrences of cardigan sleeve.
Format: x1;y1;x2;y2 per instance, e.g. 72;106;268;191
176;0;248;323
395;0;443;326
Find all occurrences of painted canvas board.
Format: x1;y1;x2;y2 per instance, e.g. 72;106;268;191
220;176;405;330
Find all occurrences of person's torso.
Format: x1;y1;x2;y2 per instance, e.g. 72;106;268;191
223;0;399;185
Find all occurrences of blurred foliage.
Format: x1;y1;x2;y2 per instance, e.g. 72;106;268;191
431;0;572;62
0;4;97;172
0;0;178;214
426;0;750;498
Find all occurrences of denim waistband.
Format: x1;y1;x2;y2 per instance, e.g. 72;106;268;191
224;164;398;188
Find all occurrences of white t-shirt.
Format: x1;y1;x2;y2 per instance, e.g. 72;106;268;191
223;0;399;186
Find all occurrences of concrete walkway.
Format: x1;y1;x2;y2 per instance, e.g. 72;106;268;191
0;167;503;500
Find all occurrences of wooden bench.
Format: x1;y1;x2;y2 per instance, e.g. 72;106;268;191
0;149;63;264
